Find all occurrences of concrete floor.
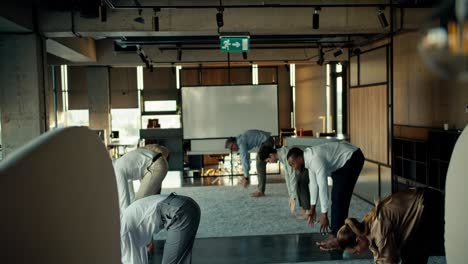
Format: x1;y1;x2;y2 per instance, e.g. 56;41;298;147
152;233;372;264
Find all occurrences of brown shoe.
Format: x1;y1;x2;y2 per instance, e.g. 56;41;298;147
250;191;265;197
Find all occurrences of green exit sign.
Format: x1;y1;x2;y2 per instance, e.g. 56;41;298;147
220;36;250;52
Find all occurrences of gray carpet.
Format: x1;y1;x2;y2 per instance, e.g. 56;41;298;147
159;183;373;238
277;256;447;264
156;183;446;263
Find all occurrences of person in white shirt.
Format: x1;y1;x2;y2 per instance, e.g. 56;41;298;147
113;144;170;217
258;145;296;212
258;145;311;216
286;142;364;250
121;194;200;264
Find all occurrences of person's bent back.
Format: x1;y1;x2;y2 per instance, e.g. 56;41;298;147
121;194;201;264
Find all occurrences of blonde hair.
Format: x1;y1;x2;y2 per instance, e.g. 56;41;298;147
337;198;386;249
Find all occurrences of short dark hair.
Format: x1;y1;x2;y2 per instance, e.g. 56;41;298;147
225;137;236;148
287;147;304;160
258;146;277;161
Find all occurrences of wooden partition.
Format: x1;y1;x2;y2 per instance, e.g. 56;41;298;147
350;85;388;164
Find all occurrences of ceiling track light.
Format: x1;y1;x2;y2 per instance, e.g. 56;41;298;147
99;2;107;22
353;48;361;55
134;9;145;24
317;47;325;66
152;8;160;31
333;49;343;57
312;7;321;30
242;52;247;60
216;7;224;28
378;7;389;28
177;46;182;61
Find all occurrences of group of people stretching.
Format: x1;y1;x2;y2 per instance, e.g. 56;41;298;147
112;129;445;264
226;129;445;263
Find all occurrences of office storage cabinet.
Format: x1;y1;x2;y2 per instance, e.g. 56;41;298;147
393;129;461;192
393;138;427;186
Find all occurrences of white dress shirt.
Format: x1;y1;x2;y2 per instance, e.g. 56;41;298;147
303;142;358;213
120;195;168;264
277;146;297;199
113;148;160;217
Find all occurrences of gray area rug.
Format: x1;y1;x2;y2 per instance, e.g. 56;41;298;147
159;183;373;238
277;256;447;264
157;183;446;263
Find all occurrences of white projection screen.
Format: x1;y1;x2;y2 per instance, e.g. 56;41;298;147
182;84;279;139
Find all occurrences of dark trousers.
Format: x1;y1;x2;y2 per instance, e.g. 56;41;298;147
296;169;311;210
256;137;275;193
400;188;445;264
330;148;365;235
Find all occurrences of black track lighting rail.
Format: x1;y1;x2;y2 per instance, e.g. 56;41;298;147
104;3;432;9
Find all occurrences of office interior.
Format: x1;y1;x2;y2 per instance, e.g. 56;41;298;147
1;0;468;263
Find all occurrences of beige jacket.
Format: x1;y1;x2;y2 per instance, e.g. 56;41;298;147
367;189;425;264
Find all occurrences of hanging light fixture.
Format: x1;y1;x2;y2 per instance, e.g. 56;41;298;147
317;47;325;66
377;7;389;28
134;9;145;24
177;46;182;61
333;49;343;57
312;7;321;29
152;8;160;31
99;1;107;22
216;7;224;28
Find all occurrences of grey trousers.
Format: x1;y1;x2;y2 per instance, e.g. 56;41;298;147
296;169;311;210
256;137;275;193
135;157;169;200
158;194;201;264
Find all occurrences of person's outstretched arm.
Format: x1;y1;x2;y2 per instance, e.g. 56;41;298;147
239;144;250;177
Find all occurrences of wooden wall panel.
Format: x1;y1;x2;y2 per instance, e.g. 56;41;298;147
350;85;387;164
393;32;467;129
67;66;89;110
201;67;251;86
201;68;228;85
258;67;277;84
109;67;138;108
359;47;387;85
143;68;177;101
277;66;291;129
295;65;326;134
181;68;200;86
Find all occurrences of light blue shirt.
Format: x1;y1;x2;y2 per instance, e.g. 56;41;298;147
236;129;271;177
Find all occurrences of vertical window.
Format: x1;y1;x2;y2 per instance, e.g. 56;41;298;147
336;63;344;136
252;64;258;85
326;64;332;132
60;65;68;127
59;65;89;127
144;100;177;112
176;66;182;89
290;64;296;128
67;109;89;126
111;109;140;139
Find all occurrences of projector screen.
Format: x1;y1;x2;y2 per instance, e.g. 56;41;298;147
182;84;279;139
